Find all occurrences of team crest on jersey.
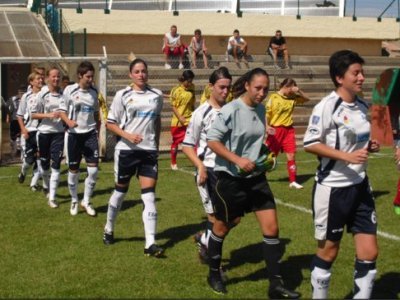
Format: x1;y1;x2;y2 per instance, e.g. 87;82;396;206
343;115;350;125
308;126;320;135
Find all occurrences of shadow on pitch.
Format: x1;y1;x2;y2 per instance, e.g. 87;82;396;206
268;173;314;185
372;190;391;201
223;238;312;290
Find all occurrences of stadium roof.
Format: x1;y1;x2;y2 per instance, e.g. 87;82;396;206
0;9;60;57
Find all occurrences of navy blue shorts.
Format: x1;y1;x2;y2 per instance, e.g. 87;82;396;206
22;131;38;164
38;132;64;170
114;149;158;184
67;130;99;170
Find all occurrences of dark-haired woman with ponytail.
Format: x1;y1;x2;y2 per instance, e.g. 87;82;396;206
170;70;196;170
103;58;165;258
206;68;300;298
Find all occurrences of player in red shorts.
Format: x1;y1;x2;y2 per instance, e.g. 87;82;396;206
265;78;309;189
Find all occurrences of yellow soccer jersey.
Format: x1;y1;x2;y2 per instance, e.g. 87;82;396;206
170;84;196;127
200;84;234;105
266;92;307;127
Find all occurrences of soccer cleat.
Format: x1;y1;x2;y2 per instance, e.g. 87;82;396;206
144;244;164;257
171;164;178;171
178;63;184;70
103;231;114;245
193;231;209;264
18;172;25;183
30;185;40;192
70;202;79;216
164;63;172;70
207;274;227;295
48;200;59;208
394;206;400;215
81;202;96;217
289;181;303;189
268;282;300;299
283;64;291;70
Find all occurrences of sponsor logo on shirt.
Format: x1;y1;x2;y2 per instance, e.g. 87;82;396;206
311;115;320;125
137;111;157;118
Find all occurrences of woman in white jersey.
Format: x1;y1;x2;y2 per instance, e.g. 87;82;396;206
205;68;300;298
32;67;65;208
182;67;232;263
103;58;164;258
303;50;380;299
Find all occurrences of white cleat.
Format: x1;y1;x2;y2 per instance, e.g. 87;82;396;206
70;202;79;216
81;202;97;217
171;164;178;171
178;63;184;70
289;181;303;189
48;200;59;208
164;63;172;70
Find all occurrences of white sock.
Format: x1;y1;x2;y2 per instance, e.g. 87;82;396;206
49;168;60;201
353;260;377;299
68;171;80;202
104;190;126;233
201;232;207;246
41;168;50;191
30;164;41;187
82;166;98;205
21;161;30;176
311;266;331;299
142;191;157;248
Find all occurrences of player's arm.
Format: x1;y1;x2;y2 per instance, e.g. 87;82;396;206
106;121;143;145
304;142;368;164
17;116;28;139
59;111;77;128
155;115;161;150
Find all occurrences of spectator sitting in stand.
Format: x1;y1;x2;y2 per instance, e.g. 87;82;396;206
163;25;185;70
269;30;290;69
226;29;248;64
189;29;209;69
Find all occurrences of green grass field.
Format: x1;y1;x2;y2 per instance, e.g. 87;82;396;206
1;147;399;298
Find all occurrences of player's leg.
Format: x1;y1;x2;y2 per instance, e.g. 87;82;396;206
81;130;99;216
103;149;134;244
393;177;400;214
282;127;302;189
170;126;185;169
38;133;54;206
19;132;35;183
47;133;64;207
67;133;82;215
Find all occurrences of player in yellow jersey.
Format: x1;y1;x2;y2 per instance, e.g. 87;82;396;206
265;78;309;189
170;70;196;170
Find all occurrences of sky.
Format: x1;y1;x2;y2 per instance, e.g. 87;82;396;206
345;0;399;18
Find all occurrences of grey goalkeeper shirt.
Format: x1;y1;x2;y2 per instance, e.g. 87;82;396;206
207;98;266;177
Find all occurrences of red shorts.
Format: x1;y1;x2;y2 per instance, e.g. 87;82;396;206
171;126;187;146
266;126;296;155
163;46;185;57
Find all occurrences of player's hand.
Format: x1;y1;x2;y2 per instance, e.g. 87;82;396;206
346;148;369;164
21;129;29;140
127;133;143;144
49;111;60;119
197;165;207;186
266;127;276;135
236;157;255;173
367;140;380;153
179;116;186;125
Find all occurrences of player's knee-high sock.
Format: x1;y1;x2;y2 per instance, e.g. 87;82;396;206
41;168;50;192
353;259;376;299
49;168;60;201
170;146;178;165
311;255;332;299
142;188;157;248
30;160;41;187
104;186;127;233
201;220;214;248
83;166;98;205
262;235;283;286
68;171;80;202
208;231;224;277
393;177;400;206
287;160;297;183
21;160;31;176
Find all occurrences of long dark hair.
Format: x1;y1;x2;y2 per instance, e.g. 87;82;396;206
178;70;195;82
129;58;148;72
232;68;269;98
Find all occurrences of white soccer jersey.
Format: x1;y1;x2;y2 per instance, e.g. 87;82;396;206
16;91;39;132
34;89;64;133
60;83;99;134
107;85;163;151
303;91;370;187
183;102;219;168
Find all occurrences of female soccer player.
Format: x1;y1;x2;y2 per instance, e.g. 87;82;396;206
103;58;164;257
32;67;65;208
206;68;300;298
303;50;380;299
182;67;232;262
60;61;100;217
170;70;196;170
265;78;310;189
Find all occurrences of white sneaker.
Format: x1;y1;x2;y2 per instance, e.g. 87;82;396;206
171;164;178;171
70;202;79;216
48;200;59;208
164;63;172;70
178;63;184;70
81;202;97;217
289;181;303;189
